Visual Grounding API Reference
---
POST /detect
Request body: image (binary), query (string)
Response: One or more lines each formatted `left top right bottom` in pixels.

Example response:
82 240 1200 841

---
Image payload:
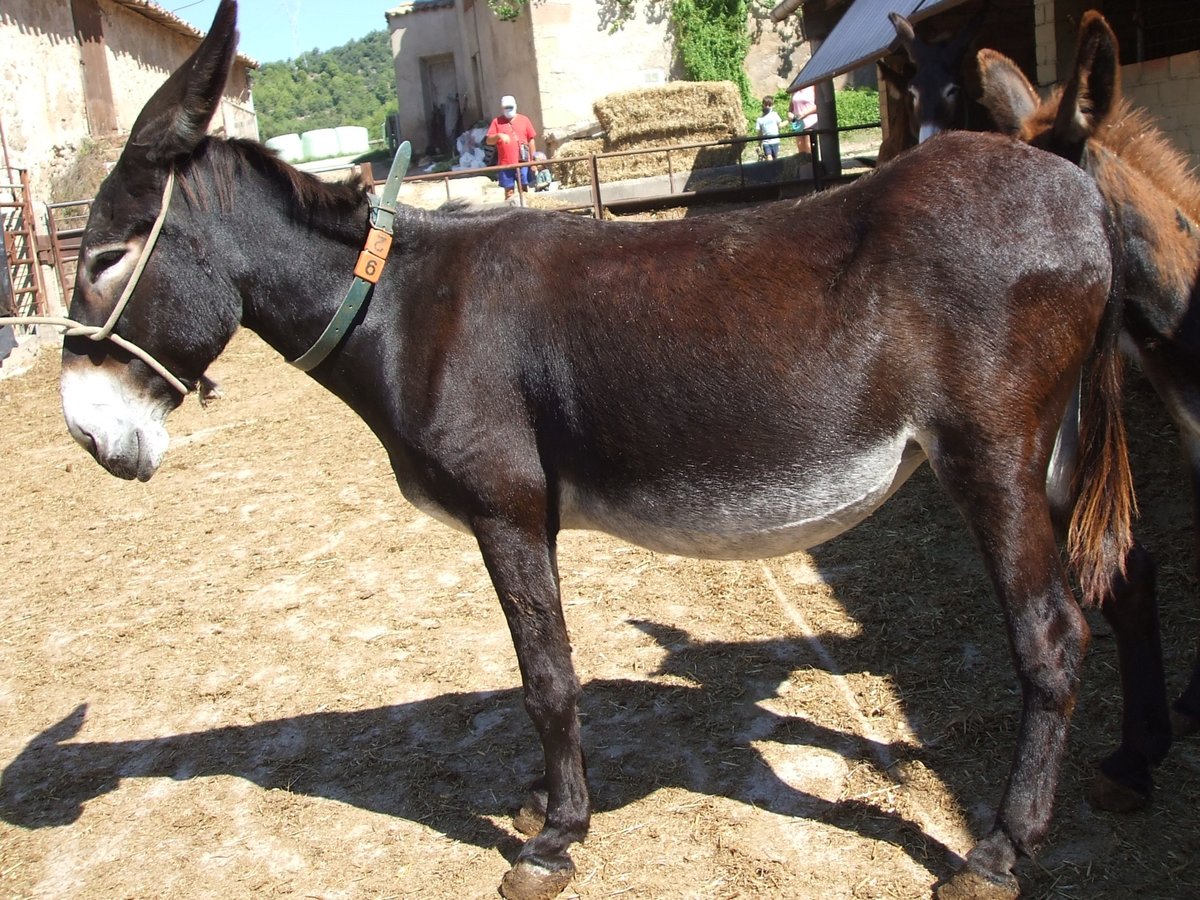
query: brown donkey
978 11 1200 812
54 3 1133 898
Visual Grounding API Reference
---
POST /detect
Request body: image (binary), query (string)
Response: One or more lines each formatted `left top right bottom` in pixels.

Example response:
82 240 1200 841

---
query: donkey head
61 0 241 481
976 10 1120 163
888 4 987 143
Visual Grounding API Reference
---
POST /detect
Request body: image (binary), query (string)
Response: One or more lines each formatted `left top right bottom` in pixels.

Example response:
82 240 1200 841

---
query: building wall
101 0 256 141
1 1 92 194
526 0 674 137
746 7 811 98
390 0 808 156
1037 0 1200 164
1122 51 1200 161
388 5 460 155
1 0 256 205
460 0 541 131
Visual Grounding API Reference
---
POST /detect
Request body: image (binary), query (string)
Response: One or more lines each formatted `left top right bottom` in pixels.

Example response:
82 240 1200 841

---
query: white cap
501 95 516 111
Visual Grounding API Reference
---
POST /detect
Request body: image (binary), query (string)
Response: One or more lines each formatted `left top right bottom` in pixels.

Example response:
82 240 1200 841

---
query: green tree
252 30 398 141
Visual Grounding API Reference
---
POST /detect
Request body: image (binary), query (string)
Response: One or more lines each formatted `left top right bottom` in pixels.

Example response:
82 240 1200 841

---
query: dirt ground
2 328 1199 900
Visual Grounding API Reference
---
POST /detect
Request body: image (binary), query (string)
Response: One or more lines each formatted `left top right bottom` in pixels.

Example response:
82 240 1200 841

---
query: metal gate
44 199 91 307
1 169 47 322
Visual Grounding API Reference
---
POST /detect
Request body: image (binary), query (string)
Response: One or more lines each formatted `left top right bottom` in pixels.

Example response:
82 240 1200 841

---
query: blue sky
166 0 393 64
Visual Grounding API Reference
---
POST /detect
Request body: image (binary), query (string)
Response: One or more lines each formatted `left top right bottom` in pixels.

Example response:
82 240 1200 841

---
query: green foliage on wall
670 0 753 117
835 87 881 128
486 0 526 21
252 30 398 141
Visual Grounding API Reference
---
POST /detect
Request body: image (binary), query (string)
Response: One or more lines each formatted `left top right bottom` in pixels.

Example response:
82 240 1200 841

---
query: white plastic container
335 125 370 156
264 133 303 163
300 128 340 160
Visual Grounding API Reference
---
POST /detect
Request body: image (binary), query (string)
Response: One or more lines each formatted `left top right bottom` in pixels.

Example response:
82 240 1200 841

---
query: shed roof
787 0 968 91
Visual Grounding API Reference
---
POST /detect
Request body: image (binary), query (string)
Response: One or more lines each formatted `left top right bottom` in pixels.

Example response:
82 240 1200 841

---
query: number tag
365 227 393 258
354 227 392 283
355 250 386 283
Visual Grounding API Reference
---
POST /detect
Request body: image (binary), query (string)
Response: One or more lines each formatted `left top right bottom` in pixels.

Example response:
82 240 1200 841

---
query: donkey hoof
512 801 547 836
499 855 575 900
936 867 1020 900
1089 768 1151 812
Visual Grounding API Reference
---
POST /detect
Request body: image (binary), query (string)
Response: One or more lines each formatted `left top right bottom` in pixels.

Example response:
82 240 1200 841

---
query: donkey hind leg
473 516 588 900
932 459 1089 900
1172 434 1200 734
1090 542 1173 810
1046 438 1171 809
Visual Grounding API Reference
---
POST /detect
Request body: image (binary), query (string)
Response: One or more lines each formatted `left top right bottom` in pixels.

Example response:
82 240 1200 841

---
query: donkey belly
560 432 926 560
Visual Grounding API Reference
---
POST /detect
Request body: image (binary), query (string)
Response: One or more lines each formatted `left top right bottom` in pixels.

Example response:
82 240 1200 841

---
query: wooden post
70 0 118 136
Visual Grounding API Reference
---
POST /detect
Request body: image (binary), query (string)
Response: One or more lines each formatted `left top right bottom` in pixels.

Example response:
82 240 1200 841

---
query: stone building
1 0 259 205
384 0 807 156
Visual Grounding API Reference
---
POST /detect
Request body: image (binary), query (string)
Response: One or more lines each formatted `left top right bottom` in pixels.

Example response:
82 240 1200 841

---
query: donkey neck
192 144 378 364
1089 142 1200 344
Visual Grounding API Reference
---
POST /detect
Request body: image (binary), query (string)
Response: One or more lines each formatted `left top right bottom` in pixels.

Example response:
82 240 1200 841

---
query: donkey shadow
1 620 962 879
9 377 1190 890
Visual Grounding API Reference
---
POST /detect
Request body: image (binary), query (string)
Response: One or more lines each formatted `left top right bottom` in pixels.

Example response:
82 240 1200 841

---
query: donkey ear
126 0 239 166
1051 10 1120 150
977 48 1039 136
889 12 919 64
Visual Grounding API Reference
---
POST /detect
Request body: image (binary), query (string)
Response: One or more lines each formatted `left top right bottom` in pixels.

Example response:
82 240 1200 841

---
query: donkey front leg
473 516 589 900
936 478 1089 900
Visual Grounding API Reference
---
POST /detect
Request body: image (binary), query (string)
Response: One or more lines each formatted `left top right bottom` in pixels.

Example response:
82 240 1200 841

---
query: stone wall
1036 0 1199 166
1122 51 1200 163
1 0 256 206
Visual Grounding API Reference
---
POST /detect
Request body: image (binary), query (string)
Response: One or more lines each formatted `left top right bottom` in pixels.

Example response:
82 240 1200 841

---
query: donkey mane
1094 98 1200 224
180 136 370 242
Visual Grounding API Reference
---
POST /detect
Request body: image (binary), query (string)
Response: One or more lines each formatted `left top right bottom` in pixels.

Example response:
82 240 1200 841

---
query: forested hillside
252 30 398 140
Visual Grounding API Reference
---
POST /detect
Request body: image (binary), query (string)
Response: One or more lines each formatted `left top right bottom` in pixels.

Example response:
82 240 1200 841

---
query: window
1101 0 1200 63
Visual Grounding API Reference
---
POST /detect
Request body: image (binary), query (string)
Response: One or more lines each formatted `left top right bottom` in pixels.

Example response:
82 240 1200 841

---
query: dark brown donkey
56 2 1132 898
877 3 989 163
977 11 1200 814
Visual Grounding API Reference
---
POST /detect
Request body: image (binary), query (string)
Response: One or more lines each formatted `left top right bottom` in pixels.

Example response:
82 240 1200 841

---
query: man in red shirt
486 94 538 200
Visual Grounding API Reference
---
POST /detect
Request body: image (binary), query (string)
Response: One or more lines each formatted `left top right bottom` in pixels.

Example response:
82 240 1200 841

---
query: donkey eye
90 249 127 280
945 84 962 100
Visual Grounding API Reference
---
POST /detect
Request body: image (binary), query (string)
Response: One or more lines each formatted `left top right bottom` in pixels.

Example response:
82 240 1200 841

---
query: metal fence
394 123 881 216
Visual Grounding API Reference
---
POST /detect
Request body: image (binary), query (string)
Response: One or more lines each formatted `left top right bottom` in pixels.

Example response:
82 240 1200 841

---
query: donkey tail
1068 213 1136 605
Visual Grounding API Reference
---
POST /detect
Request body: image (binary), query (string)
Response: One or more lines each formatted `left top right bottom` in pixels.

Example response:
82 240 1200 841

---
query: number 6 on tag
355 250 385 283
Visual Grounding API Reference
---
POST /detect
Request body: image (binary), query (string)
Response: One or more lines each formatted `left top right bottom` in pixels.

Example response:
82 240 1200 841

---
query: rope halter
0 170 191 397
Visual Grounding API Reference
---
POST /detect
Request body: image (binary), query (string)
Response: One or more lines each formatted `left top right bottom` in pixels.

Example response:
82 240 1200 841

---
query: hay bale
594 81 743 146
549 82 746 188
553 138 606 187
555 130 739 187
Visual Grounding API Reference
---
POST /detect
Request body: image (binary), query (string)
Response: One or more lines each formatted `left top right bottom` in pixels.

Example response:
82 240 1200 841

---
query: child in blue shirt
755 97 783 161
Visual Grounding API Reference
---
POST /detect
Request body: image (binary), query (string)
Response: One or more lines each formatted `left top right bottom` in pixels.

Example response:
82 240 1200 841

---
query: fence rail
393 122 881 216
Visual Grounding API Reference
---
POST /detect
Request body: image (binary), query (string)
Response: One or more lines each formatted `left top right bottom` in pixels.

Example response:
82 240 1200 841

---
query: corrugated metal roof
112 0 259 67
788 0 968 91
